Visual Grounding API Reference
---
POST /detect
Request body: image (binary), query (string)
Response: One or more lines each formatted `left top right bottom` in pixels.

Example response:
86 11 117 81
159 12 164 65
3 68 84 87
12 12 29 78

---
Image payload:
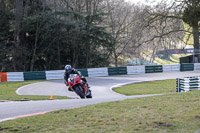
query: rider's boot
87 83 91 92
68 87 73 92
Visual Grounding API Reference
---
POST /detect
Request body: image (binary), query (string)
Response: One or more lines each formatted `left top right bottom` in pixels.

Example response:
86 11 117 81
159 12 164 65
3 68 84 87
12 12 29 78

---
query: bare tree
128 0 186 64
133 0 200 64
105 0 135 66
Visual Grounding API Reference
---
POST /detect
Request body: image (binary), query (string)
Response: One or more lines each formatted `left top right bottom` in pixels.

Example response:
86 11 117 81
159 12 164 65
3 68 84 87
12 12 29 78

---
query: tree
105 0 134 67
126 0 193 65
0 0 13 71
135 0 200 63
13 0 24 71
56 0 112 68
182 0 200 62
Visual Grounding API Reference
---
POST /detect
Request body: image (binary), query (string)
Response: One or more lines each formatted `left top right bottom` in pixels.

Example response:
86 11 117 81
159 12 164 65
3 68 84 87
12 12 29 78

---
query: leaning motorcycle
67 74 92 99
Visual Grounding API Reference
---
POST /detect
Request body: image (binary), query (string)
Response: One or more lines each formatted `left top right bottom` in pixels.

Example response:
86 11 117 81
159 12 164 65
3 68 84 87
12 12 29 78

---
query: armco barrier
163 64 180 72
108 67 127 75
194 63 200 71
24 71 46 81
145 65 163 73
88 67 108 77
1 63 200 82
45 70 65 80
0 72 7 82
7 72 24 82
176 77 200 92
127 66 145 74
180 63 194 71
77 69 88 77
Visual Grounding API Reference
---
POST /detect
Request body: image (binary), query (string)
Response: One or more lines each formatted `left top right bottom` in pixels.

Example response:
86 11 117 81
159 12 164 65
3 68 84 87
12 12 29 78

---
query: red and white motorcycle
68 74 92 99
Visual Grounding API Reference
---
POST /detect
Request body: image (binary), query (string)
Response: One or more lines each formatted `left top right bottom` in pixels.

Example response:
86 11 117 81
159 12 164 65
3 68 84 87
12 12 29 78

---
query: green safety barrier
2 63 200 83
180 63 194 71
145 65 163 73
176 77 200 92
77 69 88 77
108 67 127 75
24 71 46 81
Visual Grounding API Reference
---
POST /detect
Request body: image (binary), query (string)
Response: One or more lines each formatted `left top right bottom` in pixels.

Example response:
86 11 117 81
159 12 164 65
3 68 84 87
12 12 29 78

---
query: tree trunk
150 45 157 63
24 0 30 17
30 23 39 71
72 45 76 67
85 0 92 68
86 43 90 68
137 46 140 65
72 44 80 68
192 24 200 63
57 43 61 69
13 0 24 71
114 50 118 67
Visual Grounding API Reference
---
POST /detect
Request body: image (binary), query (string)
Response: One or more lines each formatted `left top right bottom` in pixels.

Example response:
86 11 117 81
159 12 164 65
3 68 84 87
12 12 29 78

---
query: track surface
1 71 200 122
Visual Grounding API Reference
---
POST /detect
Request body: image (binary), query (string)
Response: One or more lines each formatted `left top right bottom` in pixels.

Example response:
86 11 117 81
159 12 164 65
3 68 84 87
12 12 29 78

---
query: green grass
0 80 200 132
153 54 192 65
114 79 176 95
1 90 200 133
0 81 68 101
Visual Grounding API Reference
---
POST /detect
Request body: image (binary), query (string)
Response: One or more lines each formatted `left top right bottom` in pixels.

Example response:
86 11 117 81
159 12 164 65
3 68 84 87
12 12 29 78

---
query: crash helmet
65 65 72 73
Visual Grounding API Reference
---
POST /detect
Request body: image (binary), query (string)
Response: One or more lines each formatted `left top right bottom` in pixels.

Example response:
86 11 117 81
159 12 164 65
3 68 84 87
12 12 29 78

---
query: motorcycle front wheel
74 85 85 99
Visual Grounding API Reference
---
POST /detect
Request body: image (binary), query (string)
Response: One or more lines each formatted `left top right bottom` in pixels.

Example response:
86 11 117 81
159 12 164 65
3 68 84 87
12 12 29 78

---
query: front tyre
74 85 85 99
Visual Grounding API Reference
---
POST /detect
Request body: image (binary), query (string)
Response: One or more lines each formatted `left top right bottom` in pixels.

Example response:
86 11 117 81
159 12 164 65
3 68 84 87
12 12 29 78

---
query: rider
64 65 89 91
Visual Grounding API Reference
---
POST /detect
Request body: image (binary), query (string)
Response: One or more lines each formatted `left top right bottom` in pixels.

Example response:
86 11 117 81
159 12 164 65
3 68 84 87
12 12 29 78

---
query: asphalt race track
1 71 200 122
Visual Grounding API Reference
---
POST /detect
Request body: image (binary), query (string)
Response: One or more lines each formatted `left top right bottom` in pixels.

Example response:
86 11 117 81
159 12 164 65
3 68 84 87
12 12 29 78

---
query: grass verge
114 79 176 95
0 91 200 132
0 81 68 101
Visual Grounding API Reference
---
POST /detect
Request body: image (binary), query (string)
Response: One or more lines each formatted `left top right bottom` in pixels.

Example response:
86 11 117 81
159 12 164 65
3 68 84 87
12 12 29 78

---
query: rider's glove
64 80 68 86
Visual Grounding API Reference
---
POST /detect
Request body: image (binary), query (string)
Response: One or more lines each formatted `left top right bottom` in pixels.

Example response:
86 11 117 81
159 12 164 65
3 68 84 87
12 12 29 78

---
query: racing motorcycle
68 74 92 99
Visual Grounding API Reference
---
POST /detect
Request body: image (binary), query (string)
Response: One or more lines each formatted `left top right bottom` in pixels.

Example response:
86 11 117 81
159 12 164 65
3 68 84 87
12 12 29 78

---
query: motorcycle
67 74 92 99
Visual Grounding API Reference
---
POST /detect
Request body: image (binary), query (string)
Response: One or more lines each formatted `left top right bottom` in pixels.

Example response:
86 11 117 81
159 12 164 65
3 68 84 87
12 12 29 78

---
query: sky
125 0 158 4
125 0 172 5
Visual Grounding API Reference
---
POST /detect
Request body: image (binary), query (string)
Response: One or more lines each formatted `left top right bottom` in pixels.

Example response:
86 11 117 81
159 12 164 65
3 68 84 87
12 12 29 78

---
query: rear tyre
75 85 85 99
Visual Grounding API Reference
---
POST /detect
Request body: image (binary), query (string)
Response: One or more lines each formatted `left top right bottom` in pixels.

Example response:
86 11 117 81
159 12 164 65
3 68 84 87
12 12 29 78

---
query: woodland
0 0 199 72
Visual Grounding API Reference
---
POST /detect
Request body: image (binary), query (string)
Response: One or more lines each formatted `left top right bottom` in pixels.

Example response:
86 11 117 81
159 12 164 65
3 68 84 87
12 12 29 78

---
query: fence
108 67 127 75
23 71 46 81
7 72 24 82
180 63 194 71
45 70 65 80
194 63 200 71
127 66 145 74
176 77 200 92
163 64 180 72
88 68 108 77
1 63 200 82
145 65 163 73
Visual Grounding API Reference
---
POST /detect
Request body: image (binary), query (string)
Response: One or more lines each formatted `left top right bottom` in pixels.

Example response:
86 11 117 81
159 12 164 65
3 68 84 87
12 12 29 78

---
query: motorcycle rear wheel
75 85 85 99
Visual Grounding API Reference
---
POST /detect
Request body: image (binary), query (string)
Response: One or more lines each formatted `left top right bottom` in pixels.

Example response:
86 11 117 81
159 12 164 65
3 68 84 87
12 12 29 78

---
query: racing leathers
64 69 89 91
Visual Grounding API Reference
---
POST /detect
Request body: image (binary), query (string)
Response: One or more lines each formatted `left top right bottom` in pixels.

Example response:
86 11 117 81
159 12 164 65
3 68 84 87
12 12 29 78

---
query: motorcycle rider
64 65 90 91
